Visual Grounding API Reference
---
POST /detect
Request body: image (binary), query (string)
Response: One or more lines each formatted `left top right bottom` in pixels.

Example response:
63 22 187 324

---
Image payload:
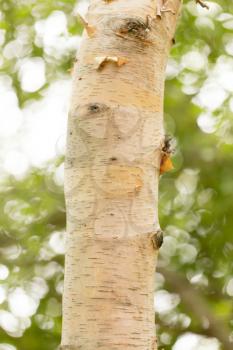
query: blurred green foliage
0 0 232 349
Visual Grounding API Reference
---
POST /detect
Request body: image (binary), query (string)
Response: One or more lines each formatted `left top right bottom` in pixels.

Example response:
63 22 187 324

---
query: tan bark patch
105 164 143 197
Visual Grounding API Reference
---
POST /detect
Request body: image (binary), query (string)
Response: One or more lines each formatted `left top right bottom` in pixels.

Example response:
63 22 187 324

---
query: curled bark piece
77 14 96 37
156 0 176 18
196 0 209 9
95 56 128 70
151 229 164 250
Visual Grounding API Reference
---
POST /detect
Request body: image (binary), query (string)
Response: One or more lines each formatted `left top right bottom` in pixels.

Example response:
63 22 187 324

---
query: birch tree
61 0 184 349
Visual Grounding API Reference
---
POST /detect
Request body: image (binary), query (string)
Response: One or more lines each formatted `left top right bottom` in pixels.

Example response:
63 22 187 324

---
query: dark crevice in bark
151 229 164 249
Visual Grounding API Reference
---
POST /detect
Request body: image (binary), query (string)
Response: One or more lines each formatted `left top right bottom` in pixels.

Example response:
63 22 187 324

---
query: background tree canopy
0 0 232 349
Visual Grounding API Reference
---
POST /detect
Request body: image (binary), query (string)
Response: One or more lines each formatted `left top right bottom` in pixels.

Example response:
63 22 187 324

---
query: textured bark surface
61 1 181 349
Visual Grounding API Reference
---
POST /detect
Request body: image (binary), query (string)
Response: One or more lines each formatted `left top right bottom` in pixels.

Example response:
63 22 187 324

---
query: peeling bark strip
61 1 181 349
77 14 96 37
95 56 129 70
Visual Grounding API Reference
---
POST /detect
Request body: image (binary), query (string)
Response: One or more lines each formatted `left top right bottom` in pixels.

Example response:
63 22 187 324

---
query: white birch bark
61 1 181 349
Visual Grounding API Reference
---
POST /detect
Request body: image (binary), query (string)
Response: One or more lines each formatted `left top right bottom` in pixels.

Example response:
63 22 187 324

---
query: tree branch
158 267 232 350
196 0 209 10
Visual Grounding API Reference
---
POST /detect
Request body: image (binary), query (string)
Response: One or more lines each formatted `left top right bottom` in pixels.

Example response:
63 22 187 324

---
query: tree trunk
61 1 181 349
